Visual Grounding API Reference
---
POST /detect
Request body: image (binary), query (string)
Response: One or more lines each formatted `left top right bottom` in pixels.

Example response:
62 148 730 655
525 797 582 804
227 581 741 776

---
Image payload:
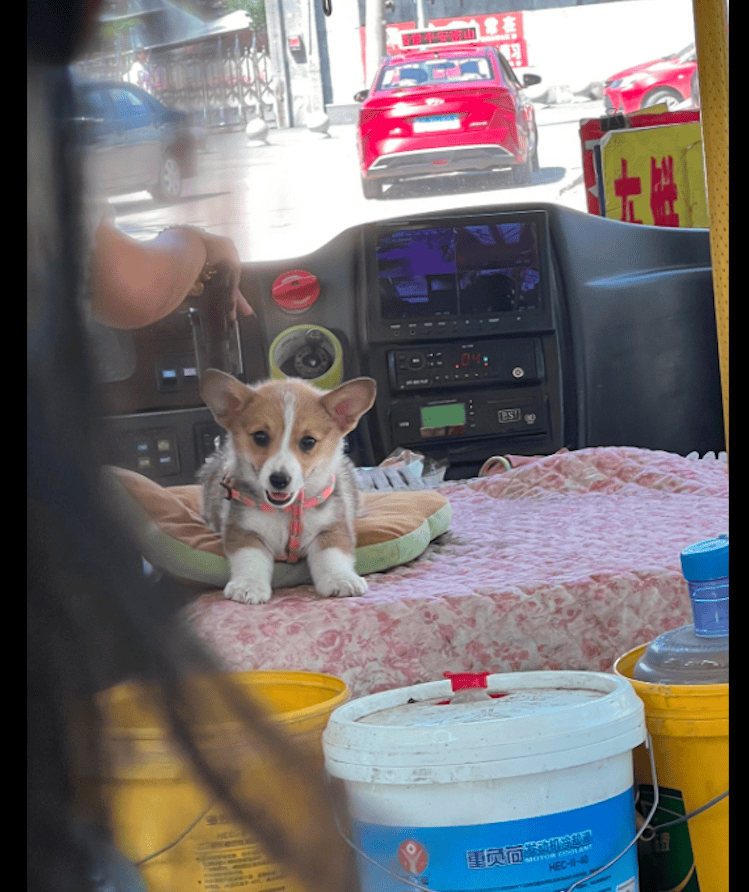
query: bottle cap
680 536 728 582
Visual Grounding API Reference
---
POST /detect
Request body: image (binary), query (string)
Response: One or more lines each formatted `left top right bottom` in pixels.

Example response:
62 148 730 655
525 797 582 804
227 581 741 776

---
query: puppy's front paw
224 578 272 605
310 547 367 598
315 569 368 598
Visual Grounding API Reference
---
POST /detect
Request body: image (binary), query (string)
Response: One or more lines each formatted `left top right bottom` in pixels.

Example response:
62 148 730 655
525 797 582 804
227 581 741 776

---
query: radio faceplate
388 337 543 391
390 390 548 447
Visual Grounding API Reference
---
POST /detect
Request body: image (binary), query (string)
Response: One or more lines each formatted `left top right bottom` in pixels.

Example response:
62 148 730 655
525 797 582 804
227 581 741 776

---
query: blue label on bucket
352 787 638 892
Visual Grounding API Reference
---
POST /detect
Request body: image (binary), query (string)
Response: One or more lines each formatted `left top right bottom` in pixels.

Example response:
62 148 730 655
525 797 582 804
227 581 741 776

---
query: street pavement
111 98 605 263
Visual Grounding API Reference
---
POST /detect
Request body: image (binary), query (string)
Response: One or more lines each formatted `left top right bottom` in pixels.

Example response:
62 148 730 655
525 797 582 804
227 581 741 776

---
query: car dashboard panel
97 203 724 485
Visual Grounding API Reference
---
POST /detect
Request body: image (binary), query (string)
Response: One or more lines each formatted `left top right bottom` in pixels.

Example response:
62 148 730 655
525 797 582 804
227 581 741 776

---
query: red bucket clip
439 672 508 704
444 671 490 691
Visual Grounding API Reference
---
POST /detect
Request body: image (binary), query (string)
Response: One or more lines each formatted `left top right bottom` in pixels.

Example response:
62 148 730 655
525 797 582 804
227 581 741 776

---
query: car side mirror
353 89 368 102
523 73 542 87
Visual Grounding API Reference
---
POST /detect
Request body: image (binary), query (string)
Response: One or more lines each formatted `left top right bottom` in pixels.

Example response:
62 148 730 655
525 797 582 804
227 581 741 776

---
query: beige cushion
102 467 452 588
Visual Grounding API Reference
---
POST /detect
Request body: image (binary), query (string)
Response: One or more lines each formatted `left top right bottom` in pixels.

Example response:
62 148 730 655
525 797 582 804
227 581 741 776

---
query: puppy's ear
200 369 254 429
320 378 377 433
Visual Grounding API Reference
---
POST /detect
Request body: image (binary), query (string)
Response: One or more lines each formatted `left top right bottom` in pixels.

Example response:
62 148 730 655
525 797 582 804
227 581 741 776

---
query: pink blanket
185 447 728 698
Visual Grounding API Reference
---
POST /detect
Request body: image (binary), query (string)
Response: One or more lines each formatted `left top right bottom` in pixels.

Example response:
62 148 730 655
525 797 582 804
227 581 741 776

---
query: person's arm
90 220 252 329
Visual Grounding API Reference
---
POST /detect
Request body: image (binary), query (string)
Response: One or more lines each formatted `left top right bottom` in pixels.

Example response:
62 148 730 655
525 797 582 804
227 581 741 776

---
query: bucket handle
326 733 672 892
132 801 214 867
561 734 661 892
638 788 729 840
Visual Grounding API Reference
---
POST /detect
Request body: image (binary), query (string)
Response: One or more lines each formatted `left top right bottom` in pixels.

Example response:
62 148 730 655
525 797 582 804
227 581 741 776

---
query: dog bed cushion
100 466 452 588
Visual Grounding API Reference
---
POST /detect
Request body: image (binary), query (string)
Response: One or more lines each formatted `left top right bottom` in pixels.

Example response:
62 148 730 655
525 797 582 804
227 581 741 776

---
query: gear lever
188 262 244 379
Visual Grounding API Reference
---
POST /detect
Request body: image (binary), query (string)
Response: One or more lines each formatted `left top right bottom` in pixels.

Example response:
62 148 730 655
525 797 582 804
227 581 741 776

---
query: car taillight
359 108 382 125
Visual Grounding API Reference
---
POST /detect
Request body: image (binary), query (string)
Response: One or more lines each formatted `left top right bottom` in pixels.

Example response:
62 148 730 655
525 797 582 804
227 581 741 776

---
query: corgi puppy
198 370 377 604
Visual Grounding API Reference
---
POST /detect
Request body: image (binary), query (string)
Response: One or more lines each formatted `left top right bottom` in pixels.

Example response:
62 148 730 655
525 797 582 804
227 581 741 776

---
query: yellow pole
692 0 729 455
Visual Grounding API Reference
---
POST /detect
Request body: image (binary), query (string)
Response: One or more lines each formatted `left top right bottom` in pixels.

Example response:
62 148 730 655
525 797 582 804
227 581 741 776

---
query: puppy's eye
252 431 270 447
299 436 316 453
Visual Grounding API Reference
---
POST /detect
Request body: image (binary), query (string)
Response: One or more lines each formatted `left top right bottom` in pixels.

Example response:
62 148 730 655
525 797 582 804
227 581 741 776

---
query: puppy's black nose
269 471 291 491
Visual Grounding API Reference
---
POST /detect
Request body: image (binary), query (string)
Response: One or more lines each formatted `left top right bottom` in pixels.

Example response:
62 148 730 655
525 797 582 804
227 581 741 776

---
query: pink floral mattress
185 447 728 699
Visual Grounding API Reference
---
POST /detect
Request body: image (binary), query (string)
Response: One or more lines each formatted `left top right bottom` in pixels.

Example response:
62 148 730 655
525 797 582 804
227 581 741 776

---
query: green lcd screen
420 403 466 429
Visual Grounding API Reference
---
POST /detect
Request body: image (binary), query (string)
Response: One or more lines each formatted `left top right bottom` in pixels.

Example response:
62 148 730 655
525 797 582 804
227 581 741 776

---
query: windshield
377 54 497 89
71 0 700 264
668 42 696 61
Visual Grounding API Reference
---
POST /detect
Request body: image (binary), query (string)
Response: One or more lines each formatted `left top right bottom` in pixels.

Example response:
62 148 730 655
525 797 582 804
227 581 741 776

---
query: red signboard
384 21 415 54
580 108 702 217
430 14 528 68
362 13 528 81
399 26 479 48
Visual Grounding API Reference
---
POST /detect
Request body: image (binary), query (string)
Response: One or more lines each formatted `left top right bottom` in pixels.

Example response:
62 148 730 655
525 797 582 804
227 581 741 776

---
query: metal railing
73 38 276 129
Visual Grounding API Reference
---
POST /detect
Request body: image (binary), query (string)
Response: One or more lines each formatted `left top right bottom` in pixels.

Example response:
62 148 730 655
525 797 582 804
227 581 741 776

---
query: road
111 98 605 263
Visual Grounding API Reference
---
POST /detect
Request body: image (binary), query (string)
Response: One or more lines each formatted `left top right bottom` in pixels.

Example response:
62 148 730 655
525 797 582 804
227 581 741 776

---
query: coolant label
353 787 638 891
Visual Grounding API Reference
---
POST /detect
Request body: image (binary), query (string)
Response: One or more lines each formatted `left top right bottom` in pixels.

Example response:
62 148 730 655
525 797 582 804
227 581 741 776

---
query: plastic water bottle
633 536 728 684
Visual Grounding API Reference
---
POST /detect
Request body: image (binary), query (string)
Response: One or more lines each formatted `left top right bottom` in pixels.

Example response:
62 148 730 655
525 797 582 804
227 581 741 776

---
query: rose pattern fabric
185 448 728 698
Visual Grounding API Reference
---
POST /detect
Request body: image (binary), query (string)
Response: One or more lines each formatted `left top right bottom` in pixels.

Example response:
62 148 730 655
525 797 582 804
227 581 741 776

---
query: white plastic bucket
323 671 646 892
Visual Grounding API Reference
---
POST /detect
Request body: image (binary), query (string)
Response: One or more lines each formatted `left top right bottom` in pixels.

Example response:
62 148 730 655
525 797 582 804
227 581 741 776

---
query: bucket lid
323 671 645 784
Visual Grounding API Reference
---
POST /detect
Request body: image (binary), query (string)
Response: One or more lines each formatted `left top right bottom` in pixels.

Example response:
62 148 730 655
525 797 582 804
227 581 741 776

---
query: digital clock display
456 351 488 369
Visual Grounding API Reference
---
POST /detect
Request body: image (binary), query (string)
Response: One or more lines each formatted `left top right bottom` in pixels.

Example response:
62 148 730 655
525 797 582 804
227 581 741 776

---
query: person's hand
201 232 254 320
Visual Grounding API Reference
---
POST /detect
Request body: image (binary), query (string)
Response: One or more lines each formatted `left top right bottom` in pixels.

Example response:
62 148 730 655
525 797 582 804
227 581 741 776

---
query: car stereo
365 209 553 343
387 337 544 391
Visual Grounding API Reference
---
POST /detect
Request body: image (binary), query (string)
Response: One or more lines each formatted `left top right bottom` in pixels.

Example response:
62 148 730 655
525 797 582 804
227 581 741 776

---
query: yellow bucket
615 646 728 892
74 670 349 892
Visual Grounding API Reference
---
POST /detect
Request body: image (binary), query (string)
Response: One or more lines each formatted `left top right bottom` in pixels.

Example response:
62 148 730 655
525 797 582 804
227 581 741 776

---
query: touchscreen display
377 221 542 320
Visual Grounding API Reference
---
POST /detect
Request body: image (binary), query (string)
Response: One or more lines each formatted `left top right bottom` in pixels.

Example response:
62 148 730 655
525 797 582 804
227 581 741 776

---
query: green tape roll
269 325 344 390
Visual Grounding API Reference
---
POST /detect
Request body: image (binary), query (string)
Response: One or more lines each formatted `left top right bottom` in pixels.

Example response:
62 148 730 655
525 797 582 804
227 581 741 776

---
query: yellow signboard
601 122 708 228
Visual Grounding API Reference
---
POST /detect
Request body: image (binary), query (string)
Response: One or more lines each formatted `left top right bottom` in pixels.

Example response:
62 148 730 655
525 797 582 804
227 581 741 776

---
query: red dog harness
220 475 336 563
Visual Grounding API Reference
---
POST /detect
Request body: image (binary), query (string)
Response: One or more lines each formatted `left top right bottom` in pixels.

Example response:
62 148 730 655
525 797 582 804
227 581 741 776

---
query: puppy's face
201 372 377 508
230 382 343 507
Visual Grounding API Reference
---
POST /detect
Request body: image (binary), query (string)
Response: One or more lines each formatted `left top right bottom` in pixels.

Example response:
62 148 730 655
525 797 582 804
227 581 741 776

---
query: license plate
413 114 460 133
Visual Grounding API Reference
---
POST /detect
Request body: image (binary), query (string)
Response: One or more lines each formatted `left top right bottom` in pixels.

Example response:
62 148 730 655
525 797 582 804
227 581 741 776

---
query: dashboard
95 202 724 484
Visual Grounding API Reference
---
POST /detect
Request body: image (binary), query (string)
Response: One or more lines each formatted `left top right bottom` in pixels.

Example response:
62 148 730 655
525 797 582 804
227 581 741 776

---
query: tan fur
223 525 268 557
198 371 377 604
315 520 356 554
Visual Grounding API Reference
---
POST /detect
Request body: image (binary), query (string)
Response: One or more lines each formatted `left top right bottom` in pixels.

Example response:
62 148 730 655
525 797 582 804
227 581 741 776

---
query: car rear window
377 55 494 91
108 87 150 117
78 87 109 118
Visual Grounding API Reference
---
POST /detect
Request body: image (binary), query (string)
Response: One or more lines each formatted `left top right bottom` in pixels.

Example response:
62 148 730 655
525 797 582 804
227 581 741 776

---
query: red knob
271 269 320 313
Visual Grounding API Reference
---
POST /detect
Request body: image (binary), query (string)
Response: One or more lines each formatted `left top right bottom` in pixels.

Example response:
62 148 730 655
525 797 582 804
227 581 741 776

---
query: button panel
387 316 514 340
117 429 181 476
155 353 200 393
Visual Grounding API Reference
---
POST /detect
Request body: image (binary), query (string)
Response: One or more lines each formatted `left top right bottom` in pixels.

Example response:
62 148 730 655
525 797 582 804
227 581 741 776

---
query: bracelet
160 225 216 296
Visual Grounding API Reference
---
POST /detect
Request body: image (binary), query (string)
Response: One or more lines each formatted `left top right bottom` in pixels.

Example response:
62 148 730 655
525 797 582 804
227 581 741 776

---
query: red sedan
603 43 699 115
356 43 542 199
